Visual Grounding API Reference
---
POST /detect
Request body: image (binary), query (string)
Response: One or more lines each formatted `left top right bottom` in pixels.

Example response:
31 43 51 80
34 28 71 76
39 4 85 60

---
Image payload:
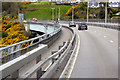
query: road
62 24 118 78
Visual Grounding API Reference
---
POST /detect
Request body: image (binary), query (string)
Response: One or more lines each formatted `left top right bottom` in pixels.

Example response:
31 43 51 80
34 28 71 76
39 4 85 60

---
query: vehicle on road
69 21 76 27
78 23 87 30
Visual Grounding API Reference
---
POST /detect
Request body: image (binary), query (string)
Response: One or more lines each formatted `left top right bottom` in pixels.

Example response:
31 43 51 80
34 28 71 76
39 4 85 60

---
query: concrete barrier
0 44 47 79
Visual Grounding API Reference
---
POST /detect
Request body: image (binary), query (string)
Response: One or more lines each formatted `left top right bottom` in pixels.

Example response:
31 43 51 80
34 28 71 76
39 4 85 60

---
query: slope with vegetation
24 3 71 20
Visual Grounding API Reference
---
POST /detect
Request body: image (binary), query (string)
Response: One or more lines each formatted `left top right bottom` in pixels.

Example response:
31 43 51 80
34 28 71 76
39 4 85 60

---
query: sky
74 0 119 7
75 0 120 2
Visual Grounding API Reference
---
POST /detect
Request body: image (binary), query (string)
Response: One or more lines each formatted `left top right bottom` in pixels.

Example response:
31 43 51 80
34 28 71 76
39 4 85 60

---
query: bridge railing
59 20 119 30
62 19 120 24
86 22 120 30
40 26 76 79
0 22 61 64
18 25 76 79
0 24 75 79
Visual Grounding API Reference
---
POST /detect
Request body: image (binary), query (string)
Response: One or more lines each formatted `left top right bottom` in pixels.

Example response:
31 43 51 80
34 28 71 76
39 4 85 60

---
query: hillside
25 4 71 20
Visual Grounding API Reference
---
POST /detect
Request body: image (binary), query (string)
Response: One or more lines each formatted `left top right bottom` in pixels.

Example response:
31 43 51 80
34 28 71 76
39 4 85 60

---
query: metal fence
0 24 76 80
17 25 76 79
0 22 61 64
63 19 120 23
60 20 119 30
86 22 120 30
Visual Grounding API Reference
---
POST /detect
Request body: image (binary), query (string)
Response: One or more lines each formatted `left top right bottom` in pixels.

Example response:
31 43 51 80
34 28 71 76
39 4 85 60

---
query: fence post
11 70 19 78
36 54 42 79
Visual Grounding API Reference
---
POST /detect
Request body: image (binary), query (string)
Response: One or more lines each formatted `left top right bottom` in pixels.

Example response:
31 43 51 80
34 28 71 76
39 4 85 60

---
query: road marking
68 34 80 78
104 36 107 38
110 40 114 43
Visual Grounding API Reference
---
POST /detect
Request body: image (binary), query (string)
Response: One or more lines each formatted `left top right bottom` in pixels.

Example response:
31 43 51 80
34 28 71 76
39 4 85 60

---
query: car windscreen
81 23 86 25
70 22 75 24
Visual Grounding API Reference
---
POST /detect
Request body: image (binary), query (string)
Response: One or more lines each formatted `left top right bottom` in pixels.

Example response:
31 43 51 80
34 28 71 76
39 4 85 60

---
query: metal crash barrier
0 22 61 65
0 24 76 80
17 25 76 79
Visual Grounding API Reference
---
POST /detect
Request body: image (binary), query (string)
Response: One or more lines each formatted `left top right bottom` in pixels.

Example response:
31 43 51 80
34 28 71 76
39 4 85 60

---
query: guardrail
0 24 75 79
59 21 120 30
0 22 61 64
40 26 76 79
62 19 120 23
86 22 120 30
17 25 76 79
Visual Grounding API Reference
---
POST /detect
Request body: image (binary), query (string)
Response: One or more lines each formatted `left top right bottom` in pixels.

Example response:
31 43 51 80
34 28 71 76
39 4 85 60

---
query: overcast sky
75 0 120 2
109 0 120 2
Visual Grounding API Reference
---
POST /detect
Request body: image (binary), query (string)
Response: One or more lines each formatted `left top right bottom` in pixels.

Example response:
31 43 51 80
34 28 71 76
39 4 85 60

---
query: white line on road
68 34 80 78
104 36 107 38
110 40 114 43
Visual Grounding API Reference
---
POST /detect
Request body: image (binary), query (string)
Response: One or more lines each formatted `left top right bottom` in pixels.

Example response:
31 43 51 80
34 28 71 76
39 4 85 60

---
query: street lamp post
58 7 60 21
72 0 74 21
72 7 74 21
51 8 55 21
56 8 57 21
105 2 107 23
87 2 89 22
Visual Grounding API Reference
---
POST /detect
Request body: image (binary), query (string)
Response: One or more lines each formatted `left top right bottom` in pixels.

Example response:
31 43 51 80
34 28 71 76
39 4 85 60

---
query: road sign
18 14 24 21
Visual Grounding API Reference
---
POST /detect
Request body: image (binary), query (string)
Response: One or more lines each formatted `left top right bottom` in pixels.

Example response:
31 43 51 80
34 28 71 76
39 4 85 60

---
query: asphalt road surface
62 24 118 78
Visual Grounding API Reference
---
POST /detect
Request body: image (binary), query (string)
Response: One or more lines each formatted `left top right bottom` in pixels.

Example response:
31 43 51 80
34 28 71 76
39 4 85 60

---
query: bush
6 24 11 29
21 2 31 5
29 34 34 38
26 8 39 11
2 31 8 38
12 34 19 39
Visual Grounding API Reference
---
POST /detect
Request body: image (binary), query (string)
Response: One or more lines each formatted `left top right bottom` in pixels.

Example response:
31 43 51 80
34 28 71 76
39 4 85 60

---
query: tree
99 7 105 19
2 2 20 17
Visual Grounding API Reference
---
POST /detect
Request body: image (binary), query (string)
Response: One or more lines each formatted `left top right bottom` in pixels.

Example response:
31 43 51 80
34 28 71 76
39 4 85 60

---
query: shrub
2 31 8 38
6 24 11 29
26 8 39 11
12 34 19 39
21 2 31 5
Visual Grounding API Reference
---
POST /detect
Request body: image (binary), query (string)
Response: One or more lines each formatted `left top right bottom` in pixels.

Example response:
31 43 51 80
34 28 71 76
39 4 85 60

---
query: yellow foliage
75 11 79 15
66 5 80 16
111 16 120 19
2 20 29 46
21 2 31 5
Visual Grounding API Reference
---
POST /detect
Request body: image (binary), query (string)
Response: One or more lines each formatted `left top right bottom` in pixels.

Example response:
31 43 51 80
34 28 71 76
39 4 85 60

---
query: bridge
0 20 119 79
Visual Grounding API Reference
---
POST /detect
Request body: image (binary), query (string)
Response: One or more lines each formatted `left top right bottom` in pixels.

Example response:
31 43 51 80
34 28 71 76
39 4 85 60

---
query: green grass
25 4 71 20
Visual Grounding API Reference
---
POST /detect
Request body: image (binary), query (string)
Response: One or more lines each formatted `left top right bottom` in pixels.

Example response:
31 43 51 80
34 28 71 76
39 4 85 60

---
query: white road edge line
110 40 114 43
104 36 107 38
68 34 80 78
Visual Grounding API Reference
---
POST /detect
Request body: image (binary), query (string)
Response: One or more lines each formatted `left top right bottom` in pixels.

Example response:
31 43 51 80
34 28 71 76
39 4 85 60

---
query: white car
69 21 76 27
